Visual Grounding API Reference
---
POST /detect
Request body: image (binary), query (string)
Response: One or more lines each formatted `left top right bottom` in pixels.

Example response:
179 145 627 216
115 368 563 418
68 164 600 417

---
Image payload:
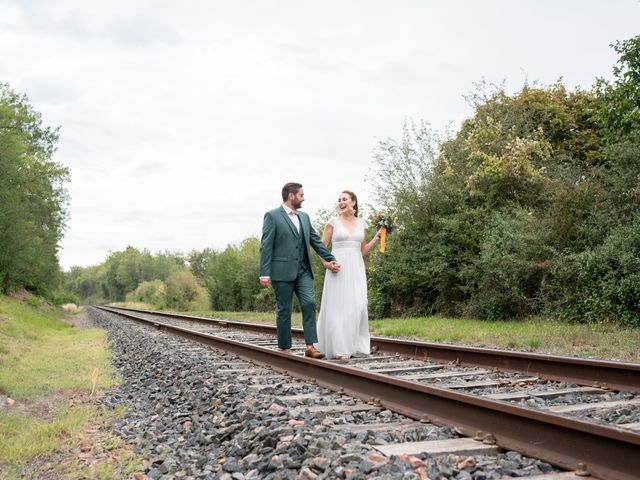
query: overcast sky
1 1 638 269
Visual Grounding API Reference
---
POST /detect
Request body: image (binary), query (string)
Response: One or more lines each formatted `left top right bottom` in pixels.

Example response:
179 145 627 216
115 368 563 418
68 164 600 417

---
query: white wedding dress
316 216 370 358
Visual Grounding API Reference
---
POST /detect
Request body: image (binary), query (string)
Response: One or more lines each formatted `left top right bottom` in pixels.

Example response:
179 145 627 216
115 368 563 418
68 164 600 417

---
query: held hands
322 259 341 273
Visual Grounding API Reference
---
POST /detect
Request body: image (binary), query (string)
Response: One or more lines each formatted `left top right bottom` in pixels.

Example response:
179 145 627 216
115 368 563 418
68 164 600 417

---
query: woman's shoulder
327 216 339 227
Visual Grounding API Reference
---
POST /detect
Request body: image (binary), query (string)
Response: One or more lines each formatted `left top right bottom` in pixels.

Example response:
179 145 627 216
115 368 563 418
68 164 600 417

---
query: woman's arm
361 228 382 256
321 223 333 247
320 223 335 269
308 218 335 262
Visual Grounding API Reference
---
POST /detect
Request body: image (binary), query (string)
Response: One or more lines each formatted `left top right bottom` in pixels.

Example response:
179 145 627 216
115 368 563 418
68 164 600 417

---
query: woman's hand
362 228 384 256
322 259 341 273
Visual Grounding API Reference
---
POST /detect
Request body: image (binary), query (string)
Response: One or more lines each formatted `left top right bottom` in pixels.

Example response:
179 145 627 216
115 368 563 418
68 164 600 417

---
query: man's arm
259 212 275 285
308 220 336 262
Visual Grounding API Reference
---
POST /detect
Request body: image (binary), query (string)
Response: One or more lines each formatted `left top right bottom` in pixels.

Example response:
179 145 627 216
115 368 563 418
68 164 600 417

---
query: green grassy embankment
367 316 640 362
0 295 142 479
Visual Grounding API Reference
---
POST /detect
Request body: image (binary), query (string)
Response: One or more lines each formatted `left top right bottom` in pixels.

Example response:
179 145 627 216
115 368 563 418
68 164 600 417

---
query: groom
259 182 340 358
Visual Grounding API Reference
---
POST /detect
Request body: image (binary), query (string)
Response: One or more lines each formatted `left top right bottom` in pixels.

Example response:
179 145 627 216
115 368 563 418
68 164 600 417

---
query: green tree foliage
102 247 184 301
0 84 69 294
553 34 640 325
103 247 152 301
125 280 166 307
595 35 640 141
65 247 185 303
64 264 107 303
66 249 209 311
367 35 640 325
165 270 208 311
204 238 262 311
187 248 217 280
553 216 640 327
469 210 555 319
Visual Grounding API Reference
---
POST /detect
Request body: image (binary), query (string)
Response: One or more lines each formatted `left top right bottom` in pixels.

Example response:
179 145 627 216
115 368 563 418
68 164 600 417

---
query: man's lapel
279 206 300 237
299 212 309 242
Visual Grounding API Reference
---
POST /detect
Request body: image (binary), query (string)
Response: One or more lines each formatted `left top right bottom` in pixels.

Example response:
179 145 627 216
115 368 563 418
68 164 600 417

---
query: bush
553 217 640 327
165 271 209 311
367 207 488 318
126 280 166 308
204 238 261 311
253 288 275 312
50 291 81 306
467 210 555 320
23 295 44 308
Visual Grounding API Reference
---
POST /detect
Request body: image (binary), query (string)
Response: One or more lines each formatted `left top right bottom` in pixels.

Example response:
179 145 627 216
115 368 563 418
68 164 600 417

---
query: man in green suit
259 182 340 358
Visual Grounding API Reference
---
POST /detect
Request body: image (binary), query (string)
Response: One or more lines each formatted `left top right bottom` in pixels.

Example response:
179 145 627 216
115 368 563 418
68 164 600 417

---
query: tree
187 248 217 280
203 238 262 311
0 83 69 294
64 264 107 303
103 247 150 300
596 35 640 142
126 279 167 307
368 80 607 319
165 270 208 311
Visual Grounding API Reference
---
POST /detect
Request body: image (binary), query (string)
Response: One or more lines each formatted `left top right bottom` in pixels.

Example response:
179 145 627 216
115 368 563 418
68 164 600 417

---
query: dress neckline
336 216 359 236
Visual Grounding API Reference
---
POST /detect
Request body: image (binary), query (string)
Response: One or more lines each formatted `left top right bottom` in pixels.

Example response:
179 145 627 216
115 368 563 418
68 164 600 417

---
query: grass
0 296 116 399
208 310 303 327
368 315 640 362
0 295 143 479
113 302 640 362
0 405 89 475
1 404 141 479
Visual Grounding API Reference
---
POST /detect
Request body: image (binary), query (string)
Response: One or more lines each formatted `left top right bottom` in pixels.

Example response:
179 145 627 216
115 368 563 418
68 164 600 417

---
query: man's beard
292 199 302 209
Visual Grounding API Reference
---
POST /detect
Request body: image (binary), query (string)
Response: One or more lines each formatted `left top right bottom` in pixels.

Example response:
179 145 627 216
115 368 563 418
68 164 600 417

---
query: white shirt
282 204 300 232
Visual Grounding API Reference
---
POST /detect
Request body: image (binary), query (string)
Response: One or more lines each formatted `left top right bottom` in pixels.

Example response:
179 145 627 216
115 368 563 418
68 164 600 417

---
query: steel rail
95 305 640 480
104 305 640 393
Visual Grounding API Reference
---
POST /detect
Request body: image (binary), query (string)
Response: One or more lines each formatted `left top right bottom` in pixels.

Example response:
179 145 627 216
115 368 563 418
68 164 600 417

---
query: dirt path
60 308 95 328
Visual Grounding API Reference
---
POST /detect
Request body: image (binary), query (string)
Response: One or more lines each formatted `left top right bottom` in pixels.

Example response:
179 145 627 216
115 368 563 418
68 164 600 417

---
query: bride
316 190 381 361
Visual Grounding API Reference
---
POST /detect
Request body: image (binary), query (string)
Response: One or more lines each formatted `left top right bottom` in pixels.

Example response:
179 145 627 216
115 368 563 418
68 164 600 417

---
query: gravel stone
88 307 572 479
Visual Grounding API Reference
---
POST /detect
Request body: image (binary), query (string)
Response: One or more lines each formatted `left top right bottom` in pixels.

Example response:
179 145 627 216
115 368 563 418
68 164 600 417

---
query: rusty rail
95 305 640 480
102 305 640 393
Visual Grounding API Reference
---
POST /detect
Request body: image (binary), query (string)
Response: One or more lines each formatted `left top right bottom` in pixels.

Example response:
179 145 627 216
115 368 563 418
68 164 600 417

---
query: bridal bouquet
375 212 396 253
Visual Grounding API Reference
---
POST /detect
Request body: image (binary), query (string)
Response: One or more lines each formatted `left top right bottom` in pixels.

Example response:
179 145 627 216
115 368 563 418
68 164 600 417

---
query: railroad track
95 305 640 480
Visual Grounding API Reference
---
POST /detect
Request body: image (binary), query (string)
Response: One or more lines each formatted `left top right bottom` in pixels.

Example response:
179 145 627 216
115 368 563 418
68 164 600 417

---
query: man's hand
259 277 272 288
322 260 341 273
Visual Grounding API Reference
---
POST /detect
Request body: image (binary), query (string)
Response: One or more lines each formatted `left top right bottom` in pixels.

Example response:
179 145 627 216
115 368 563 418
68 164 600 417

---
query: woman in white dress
316 190 381 361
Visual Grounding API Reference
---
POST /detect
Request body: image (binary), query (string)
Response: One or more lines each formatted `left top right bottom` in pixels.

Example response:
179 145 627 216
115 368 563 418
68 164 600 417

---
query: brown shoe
304 345 325 359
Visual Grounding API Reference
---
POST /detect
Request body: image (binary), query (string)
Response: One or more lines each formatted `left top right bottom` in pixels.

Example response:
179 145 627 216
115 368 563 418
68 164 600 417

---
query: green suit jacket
259 206 336 281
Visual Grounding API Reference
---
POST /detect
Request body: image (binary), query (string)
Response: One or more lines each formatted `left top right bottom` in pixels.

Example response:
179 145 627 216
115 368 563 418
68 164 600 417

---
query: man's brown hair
282 182 303 202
